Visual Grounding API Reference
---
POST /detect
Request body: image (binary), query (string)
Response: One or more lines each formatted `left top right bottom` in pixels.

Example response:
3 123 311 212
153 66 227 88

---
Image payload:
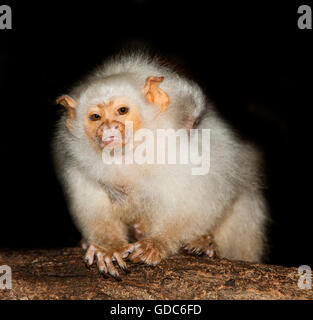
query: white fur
53 51 268 262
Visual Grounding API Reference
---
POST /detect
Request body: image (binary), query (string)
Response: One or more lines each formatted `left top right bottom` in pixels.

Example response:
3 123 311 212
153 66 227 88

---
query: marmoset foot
183 234 216 258
84 243 132 280
125 238 167 266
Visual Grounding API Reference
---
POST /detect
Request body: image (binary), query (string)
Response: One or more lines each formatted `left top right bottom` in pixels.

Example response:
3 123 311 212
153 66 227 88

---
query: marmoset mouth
98 133 124 149
103 136 116 143
102 135 122 146
95 123 124 149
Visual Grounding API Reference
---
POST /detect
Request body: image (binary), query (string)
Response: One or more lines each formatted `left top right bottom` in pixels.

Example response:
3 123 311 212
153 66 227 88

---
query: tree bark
0 247 312 300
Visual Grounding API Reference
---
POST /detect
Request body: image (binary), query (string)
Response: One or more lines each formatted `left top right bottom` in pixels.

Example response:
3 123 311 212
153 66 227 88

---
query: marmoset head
56 76 170 151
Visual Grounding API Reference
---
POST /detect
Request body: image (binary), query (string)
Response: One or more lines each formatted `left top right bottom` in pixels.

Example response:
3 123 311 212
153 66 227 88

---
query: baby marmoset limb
53 51 268 279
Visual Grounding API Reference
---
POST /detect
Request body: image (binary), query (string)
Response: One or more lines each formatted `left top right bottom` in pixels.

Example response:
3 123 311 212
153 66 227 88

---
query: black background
0 0 312 267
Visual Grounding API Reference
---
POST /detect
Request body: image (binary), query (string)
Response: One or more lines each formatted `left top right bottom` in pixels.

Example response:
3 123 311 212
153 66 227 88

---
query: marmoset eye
117 107 129 115
89 114 101 121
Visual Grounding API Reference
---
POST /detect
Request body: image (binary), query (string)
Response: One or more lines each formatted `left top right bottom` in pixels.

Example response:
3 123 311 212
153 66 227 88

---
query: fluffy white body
53 52 268 277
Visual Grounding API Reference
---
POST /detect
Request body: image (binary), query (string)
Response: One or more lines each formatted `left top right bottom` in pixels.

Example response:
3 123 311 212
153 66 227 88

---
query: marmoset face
57 76 170 152
84 97 142 150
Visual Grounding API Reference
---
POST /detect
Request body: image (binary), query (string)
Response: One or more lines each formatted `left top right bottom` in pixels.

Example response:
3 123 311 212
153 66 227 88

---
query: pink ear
56 95 76 109
142 76 170 113
56 95 77 130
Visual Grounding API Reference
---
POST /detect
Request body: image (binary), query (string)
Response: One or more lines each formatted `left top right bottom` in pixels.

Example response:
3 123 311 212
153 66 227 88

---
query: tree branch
0 247 312 299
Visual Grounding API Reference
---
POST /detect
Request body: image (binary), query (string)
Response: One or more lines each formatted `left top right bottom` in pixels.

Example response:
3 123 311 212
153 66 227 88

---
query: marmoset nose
104 118 119 130
108 120 123 131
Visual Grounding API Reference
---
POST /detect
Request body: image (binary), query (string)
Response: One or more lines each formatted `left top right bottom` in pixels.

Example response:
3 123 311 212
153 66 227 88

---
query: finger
129 244 143 260
113 252 128 272
84 245 96 266
121 244 135 259
96 251 108 274
128 251 143 263
84 260 91 269
104 256 120 280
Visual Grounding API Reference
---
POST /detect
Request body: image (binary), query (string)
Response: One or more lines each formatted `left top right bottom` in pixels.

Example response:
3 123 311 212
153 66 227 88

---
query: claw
84 258 91 269
183 235 216 258
113 252 128 272
84 243 130 280
98 269 109 279
113 275 122 282
104 256 120 279
85 245 96 265
121 267 131 274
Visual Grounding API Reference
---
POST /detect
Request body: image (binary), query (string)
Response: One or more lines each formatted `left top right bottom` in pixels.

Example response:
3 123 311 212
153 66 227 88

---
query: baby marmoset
53 51 268 279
